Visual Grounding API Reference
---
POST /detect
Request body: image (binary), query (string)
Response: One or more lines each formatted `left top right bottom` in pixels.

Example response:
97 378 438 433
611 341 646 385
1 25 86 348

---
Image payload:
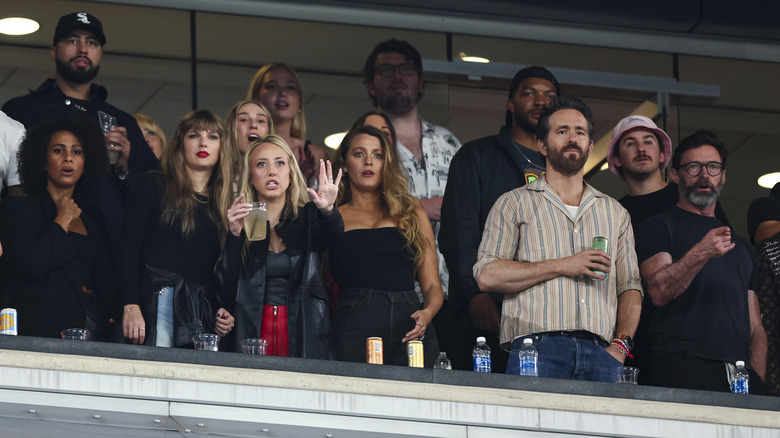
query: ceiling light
0 17 39 36
324 132 346 149
758 172 780 189
600 162 609 171
458 52 489 64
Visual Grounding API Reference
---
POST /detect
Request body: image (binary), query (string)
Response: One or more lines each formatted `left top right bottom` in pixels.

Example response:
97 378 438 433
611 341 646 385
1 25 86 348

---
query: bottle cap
476 336 486 343
523 338 533 345
736 360 745 367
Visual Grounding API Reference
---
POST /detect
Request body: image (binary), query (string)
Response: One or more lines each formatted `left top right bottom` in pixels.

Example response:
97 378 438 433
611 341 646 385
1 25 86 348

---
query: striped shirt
473 175 643 349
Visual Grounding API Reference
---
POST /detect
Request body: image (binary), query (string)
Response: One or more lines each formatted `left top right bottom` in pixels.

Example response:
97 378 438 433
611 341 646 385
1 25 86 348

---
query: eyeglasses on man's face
677 161 724 177
375 63 416 78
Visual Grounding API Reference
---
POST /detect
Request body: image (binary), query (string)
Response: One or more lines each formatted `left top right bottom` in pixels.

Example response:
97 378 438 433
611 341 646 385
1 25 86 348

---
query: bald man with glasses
635 130 767 393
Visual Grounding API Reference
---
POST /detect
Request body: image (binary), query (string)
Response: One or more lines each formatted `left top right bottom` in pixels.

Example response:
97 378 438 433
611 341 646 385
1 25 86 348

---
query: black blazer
0 193 117 339
217 202 343 358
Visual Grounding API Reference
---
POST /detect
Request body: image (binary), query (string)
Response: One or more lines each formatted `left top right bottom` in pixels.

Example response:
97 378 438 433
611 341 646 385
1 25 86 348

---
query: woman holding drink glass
119 110 235 347
218 134 342 358
329 126 443 367
0 114 116 339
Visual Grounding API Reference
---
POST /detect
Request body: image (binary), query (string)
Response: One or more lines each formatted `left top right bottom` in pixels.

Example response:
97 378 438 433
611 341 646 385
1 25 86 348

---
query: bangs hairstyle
335 125 427 271
247 63 308 141
133 113 167 152
350 110 397 147
238 134 309 220
18 113 108 199
160 110 233 240
224 100 275 177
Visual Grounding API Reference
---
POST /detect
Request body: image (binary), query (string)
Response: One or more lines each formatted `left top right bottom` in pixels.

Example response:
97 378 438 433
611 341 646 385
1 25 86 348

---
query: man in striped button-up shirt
474 96 643 382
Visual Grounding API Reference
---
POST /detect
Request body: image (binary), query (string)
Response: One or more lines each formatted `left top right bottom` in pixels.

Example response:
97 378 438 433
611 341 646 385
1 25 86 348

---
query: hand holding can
591 236 609 278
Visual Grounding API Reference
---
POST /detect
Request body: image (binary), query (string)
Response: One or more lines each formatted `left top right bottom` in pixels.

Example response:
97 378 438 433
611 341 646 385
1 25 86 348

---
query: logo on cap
76 13 90 24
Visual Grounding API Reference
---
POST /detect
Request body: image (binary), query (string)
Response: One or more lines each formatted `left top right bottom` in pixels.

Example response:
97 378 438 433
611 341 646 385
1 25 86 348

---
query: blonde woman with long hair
218 134 342 357
329 125 443 366
224 100 274 180
120 110 235 347
247 63 329 186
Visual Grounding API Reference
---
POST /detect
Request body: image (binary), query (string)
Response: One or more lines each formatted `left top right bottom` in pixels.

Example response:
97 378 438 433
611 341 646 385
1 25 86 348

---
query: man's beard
378 93 417 117
545 143 589 176
55 57 100 84
681 177 723 208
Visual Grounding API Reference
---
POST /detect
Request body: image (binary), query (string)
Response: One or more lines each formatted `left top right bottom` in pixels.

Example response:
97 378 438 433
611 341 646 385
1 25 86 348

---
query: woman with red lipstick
218 135 342 357
329 126 443 367
224 100 274 183
247 63 329 186
119 110 236 347
0 115 116 339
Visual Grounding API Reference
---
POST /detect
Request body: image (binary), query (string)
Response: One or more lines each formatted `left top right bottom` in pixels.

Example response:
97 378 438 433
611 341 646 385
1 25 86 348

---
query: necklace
511 140 545 171
192 192 209 204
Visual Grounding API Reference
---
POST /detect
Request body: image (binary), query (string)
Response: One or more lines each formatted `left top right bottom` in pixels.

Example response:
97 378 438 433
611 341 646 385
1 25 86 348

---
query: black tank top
329 227 415 291
264 250 291 306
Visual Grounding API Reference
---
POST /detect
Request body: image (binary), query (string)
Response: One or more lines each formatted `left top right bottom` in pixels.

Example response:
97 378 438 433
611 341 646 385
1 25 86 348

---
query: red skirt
261 305 289 357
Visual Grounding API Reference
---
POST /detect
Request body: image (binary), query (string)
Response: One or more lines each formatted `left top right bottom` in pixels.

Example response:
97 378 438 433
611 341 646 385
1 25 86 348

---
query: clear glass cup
620 366 639 384
240 338 268 355
61 328 88 340
192 333 220 351
244 202 268 241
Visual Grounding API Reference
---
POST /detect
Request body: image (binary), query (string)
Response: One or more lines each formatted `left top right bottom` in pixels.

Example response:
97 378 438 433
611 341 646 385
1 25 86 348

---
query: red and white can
1 308 18 335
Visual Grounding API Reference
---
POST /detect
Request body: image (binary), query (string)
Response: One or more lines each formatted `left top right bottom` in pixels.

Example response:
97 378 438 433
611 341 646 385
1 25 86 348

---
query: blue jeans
334 288 439 367
506 331 622 383
156 286 174 347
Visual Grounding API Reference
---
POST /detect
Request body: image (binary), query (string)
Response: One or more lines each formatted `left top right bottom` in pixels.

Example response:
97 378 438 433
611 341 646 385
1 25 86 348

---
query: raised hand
307 159 342 213
227 194 252 237
697 226 735 259
54 196 82 231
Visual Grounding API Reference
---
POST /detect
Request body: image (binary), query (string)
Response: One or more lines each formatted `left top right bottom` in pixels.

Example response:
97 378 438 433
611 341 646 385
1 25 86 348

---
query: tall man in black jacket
439 66 559 370
2 12 159 255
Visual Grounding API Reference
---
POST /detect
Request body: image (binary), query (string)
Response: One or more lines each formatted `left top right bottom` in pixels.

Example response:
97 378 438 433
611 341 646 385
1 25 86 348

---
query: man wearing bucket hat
608 115 729 233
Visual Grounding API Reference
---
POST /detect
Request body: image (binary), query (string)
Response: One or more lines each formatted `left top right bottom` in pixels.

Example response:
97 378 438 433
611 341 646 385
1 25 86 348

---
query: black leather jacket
139 265 218 347
217 202 343 358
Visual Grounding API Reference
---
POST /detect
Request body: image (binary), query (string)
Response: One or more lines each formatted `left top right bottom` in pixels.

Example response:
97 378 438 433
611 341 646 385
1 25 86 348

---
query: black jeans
334 288 439 367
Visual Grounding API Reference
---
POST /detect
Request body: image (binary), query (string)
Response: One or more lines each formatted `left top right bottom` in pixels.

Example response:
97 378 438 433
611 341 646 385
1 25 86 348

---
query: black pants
652 352 766 394
334 288 439 367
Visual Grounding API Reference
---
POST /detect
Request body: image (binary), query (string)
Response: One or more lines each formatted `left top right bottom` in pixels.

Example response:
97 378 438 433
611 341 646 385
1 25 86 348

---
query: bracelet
610 340 633 359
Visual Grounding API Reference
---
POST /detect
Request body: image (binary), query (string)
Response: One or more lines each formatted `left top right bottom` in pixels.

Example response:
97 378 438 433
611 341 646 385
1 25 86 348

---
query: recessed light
0 17 40 36
324 132 346 149
458 52 489 64
757 172 780 189
600 162 609 171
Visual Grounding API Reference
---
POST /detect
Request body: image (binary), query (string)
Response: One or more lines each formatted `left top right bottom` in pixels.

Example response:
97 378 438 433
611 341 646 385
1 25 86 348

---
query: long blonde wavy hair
335 125 427 271
160 110 233 241
238 134 309 221
247 63 308 141
224 100 274 178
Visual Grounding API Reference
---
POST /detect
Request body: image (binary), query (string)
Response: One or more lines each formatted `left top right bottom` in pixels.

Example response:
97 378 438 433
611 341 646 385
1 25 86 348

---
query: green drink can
591 236 609 277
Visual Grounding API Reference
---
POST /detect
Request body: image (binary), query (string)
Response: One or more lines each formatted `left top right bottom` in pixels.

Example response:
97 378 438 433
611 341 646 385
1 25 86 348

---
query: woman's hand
54 196 81 231
227 194 252 237
214 308 235 337
307 159 342 214
123 304 146 345
402 308 433 343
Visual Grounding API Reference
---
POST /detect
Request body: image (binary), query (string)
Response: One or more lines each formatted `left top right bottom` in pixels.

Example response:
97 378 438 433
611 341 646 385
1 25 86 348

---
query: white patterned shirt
397 117 461 298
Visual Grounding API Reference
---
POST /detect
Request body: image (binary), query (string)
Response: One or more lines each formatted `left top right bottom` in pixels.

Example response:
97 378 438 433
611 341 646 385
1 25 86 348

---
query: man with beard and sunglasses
439 66 559 371
474 96 643 381
636 130 767 393
2 12 158 255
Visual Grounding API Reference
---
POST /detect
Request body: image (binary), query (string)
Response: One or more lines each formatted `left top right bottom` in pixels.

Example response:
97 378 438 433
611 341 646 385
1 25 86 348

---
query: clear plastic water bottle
731 360 750 394
433 352 452 370
472 336 492 373
517 338 538 376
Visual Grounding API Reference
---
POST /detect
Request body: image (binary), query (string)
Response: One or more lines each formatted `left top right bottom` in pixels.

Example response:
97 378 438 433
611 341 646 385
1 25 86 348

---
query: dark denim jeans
334 288 439 367
506 331 622 383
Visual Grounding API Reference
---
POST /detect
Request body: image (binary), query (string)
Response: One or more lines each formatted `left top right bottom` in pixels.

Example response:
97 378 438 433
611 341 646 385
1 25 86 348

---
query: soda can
1 308 18 335
366 337 383 364
407 340 424 368
591 236 609 277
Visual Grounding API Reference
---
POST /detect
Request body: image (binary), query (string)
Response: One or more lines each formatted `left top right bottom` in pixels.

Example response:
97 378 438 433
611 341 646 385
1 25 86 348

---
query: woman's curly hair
18 113 108 199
